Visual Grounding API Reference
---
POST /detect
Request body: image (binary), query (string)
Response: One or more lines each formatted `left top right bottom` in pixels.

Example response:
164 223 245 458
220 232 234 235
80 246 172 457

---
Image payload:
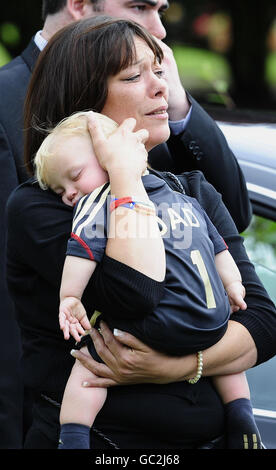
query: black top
6 171 276 400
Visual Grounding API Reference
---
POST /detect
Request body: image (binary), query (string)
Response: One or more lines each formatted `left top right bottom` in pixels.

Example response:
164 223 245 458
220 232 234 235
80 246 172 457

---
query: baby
34 111 261 449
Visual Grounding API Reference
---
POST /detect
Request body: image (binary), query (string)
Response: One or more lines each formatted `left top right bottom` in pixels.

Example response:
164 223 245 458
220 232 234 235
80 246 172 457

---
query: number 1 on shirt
191 249 216 309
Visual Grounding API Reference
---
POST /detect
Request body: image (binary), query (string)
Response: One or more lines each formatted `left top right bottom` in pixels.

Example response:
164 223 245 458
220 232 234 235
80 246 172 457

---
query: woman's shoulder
153 169 222 209
8 178 49 205
177 170 219 200
7 178 71 221
169 170 238 236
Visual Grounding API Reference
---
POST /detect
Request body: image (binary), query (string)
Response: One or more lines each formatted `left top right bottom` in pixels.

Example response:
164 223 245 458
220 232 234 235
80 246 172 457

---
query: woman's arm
70 319 257 387
88 114 165 282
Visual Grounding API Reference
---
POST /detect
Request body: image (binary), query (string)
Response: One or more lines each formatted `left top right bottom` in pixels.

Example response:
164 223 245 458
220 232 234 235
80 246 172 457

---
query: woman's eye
155 69 165 78
123 74 140 82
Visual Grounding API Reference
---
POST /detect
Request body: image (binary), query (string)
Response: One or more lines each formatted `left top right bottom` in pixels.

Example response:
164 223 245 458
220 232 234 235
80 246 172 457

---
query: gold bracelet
188 351 203 384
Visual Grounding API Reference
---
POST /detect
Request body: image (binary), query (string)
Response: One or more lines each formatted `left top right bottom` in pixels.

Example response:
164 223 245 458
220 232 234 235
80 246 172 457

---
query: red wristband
110 197 133 212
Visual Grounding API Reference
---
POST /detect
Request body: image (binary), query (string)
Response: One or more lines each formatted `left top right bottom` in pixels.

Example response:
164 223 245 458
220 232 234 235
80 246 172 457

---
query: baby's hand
226 281 247 313
59 297 91 342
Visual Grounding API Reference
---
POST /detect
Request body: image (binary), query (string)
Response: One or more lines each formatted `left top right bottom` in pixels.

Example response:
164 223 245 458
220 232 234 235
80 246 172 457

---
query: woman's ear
67 0 94 21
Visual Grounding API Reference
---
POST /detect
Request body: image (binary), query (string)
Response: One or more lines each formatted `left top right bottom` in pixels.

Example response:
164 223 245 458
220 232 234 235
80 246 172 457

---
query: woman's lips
145 107 168 119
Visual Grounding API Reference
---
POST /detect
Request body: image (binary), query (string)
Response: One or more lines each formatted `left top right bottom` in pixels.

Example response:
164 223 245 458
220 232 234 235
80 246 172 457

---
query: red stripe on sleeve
222 238 229 250
70 232 95 261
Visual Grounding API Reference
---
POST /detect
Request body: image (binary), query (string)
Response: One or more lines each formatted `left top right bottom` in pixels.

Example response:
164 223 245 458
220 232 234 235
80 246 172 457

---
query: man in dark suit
0 0 251 448
0 0 101 449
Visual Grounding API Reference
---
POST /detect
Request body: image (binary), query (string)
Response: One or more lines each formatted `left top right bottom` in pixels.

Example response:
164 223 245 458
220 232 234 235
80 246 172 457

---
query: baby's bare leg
60 347 107 427
213 371 249 404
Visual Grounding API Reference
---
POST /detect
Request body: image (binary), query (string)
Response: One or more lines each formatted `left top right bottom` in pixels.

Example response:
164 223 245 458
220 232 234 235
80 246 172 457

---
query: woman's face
101 37 170 151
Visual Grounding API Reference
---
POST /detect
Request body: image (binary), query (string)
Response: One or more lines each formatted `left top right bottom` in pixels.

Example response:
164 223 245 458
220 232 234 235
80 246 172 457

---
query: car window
242 214 276 306
242 215 276 411
242 215 276 276
246 355 276 411
246 354 276 412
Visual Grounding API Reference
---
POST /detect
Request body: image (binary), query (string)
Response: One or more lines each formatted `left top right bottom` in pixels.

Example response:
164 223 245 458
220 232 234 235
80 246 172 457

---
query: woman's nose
151 74 168 98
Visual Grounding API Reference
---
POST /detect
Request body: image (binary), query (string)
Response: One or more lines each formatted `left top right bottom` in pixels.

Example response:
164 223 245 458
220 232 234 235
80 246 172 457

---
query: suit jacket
150 94 252 232
0 39 39 187
0 39 39 448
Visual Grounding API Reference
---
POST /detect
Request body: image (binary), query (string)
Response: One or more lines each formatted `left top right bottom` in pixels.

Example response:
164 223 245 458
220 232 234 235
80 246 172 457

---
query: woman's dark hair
24 16 163 175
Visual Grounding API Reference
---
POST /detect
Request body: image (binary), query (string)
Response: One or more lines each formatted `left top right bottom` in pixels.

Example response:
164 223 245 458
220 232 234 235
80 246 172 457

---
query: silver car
219 121 276 449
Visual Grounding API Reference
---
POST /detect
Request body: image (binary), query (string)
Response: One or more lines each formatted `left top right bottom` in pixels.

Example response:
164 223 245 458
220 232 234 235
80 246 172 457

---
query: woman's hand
70 321 194 387
87 112 149 180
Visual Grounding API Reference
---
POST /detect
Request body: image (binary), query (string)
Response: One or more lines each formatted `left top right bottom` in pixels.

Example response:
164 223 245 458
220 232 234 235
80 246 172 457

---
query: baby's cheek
85 171 109 192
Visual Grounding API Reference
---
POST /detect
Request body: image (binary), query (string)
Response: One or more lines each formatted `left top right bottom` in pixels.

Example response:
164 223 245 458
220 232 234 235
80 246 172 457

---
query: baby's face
48 134 108 207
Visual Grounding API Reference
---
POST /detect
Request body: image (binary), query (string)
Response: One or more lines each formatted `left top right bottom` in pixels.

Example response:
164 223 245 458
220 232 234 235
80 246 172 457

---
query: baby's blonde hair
34 111 118 190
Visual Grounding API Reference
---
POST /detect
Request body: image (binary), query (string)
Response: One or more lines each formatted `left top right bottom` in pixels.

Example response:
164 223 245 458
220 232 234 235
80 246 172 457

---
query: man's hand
157 40 191 121
70 321 192 387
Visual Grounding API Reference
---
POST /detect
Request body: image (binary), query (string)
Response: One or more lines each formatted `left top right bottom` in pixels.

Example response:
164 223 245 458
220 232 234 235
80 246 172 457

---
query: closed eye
71 169 82 181
123 74 140 82
72 172 81 181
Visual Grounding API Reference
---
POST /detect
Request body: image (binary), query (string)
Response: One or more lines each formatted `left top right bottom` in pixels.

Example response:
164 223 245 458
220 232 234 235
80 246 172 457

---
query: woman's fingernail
90 328 96 338
70 349 76 357
113 328 124 337
82 382 89 387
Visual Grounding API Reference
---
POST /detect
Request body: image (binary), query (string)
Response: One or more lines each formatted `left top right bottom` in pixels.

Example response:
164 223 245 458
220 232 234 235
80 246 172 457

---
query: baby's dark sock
58 423 90 449
225 398 262 449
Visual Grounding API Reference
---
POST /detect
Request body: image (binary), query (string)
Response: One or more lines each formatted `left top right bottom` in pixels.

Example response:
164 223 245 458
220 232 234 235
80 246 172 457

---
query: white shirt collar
34 30 48 51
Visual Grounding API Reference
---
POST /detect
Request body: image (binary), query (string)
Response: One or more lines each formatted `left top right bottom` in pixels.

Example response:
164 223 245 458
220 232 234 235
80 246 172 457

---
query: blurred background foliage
242 216 276 271
242 215 276 303
163 1 276 113
1 0 276 113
